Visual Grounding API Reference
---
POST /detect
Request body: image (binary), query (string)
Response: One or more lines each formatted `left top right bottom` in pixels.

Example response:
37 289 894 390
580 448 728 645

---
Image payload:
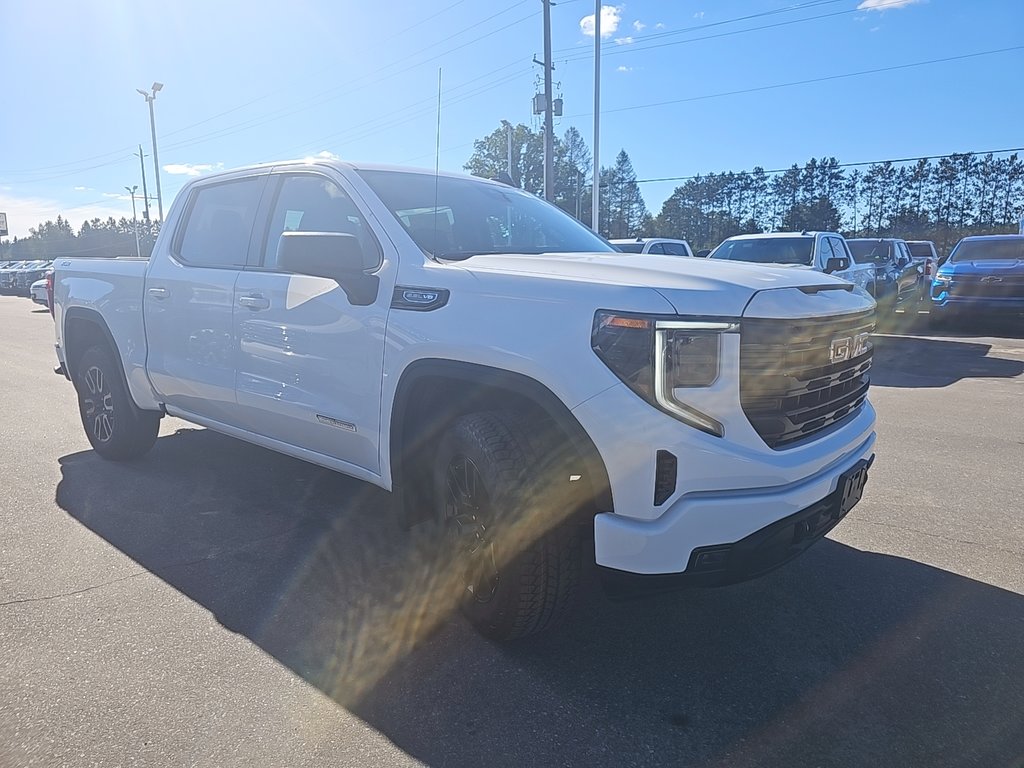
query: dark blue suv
930 235 1024 325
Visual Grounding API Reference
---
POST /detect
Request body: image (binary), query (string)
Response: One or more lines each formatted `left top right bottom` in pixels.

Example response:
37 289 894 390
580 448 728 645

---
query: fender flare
62 307 126 382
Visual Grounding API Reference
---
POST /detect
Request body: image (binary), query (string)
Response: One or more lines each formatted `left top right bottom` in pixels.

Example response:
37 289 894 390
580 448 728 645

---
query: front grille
950 274 1024 299
740 310 874 449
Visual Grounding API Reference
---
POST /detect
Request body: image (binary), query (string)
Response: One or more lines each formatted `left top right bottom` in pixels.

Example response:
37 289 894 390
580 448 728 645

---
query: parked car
930 234 1024 325
15 260 52 296
906 240 939 294
30 277 49 307
55 159 876 640
707 231 875 294
846 238 920 312
0 260 29 293
611 237 694 257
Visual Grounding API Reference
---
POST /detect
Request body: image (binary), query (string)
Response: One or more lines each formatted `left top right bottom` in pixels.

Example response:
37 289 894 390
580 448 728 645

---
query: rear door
231 168 396 475
144 172 268 424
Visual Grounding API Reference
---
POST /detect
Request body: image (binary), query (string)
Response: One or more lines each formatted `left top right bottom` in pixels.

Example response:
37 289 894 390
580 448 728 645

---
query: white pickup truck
54 160 876 639
709 231 876 296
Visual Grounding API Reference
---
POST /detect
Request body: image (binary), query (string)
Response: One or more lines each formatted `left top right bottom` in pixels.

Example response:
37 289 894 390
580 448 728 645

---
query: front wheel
433 412 582 641
74 345 161 461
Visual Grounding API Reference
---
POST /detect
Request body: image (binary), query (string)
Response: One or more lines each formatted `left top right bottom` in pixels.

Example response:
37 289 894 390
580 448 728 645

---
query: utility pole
592 0 601 232
125 186 141 259
542 0 554 201
134 144 151 222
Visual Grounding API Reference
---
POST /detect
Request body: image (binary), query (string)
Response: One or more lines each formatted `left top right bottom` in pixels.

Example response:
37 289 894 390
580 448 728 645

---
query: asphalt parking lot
1 296 1022 768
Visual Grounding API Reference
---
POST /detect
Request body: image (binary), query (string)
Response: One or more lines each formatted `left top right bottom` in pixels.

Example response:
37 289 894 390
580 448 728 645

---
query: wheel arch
389 359 613 527
62 308 125 383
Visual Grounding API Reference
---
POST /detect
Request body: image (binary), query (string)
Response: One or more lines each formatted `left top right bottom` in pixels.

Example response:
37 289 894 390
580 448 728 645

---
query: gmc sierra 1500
55 159 877 639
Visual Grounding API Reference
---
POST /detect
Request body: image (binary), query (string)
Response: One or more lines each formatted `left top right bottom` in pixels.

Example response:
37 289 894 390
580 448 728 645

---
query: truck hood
939 259 1024 276
457 252 863 317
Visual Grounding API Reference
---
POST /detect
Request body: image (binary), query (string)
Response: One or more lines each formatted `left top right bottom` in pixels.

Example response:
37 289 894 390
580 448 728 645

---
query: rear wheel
74 345 161 461
433 412 582 641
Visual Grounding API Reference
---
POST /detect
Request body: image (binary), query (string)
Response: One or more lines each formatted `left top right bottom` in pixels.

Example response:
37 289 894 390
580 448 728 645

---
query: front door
232 170 395 475
144 173 267 424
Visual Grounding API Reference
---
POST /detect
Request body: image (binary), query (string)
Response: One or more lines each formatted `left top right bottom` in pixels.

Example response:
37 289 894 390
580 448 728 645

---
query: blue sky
1 0 1022 238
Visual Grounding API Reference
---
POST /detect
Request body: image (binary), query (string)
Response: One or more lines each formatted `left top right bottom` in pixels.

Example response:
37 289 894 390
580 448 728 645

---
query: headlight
592 311 734 437
932 273 953 286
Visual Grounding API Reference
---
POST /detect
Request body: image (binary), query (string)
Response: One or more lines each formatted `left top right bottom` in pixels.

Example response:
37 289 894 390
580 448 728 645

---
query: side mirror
695 249 712 258
277 231 378 306
824 256 849 274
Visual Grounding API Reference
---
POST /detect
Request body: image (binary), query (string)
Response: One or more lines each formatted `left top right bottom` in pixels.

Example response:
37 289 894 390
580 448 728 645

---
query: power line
0 1 528 179
616 147 1024 187
553 0 844 55
556 0 932 65
563 46 1024 120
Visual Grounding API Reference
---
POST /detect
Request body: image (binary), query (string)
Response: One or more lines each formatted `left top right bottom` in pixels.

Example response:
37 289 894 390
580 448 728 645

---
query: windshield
848 240 893 264
357 170 613 259
709 237 813 266
950 238 1024 262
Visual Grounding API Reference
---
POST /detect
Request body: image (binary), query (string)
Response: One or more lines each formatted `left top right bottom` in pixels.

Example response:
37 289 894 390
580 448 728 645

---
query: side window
176 178 264 268
646 242 665 255
827 237 849 264
263 174 380 270
662 242 686 256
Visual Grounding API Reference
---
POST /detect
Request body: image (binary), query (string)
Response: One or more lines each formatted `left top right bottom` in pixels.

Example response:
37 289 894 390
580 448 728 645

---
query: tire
74 345 161 461
432 411 582 641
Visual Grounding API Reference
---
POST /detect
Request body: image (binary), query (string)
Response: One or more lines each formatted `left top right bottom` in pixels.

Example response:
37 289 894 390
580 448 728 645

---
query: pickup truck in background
610 237 695 258
707 231 876 296
54 159 877 640
930 234 1024 325
847 238 921 313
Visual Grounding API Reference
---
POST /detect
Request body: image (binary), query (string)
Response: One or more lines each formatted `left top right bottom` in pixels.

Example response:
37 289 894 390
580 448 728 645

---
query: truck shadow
55 429 1024 768
870 334 1024 387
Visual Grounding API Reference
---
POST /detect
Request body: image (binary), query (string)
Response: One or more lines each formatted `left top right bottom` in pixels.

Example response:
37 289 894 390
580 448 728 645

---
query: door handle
147 286 169 299
238 294 270 311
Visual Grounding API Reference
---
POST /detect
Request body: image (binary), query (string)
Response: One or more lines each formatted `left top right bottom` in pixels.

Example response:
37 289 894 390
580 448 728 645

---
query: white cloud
163 162 221 176
0 192 128 239
580 5 621 38
314 150 340 160
73 186 93 192
616 65 632 72
102 192 133 201
694 11 705 19
614 36 634 45
857 0 922 10
870 25 881 31
632 20 645 32
654 22 665 29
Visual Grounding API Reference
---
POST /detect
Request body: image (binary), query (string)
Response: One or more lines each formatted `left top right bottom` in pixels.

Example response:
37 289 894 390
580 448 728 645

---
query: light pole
125 185 141 259
136 82 164 222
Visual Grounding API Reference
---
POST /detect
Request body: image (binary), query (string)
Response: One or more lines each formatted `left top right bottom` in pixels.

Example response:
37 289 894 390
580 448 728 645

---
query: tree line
5 132 1021 260
0 215 160 261
466 121 1024 253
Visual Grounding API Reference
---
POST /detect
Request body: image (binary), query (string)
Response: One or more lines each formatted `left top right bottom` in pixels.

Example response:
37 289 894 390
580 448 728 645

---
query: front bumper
600 456 872 595
591 430 875 576
931 294 1024 314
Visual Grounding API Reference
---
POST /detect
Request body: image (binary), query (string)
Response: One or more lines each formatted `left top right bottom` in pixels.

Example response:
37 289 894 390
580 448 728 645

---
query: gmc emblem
830 332 870 364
